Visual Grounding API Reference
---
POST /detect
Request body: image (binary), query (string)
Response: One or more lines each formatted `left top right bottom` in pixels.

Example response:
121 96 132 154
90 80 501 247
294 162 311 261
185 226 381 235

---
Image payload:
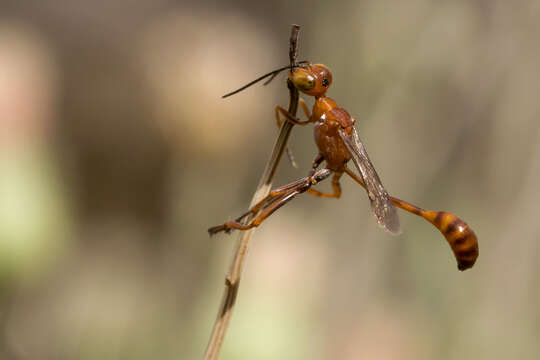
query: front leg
275 98 312 168
299 97 311 119
275 106 312 127
274 98 312 128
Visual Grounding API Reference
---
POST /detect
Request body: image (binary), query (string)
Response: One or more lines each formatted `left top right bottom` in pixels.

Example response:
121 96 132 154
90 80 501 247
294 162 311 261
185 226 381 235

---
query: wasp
209 62 478 271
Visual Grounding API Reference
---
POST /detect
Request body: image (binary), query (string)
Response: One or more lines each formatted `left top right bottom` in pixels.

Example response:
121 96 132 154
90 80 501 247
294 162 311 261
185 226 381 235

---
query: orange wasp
209 62 478 271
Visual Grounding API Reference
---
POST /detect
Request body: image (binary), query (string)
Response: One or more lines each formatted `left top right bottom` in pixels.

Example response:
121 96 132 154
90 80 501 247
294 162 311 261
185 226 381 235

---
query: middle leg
306 171 343 198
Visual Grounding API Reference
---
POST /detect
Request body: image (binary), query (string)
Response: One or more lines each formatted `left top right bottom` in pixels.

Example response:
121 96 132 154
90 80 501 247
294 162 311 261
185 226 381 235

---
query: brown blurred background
0 1 539 359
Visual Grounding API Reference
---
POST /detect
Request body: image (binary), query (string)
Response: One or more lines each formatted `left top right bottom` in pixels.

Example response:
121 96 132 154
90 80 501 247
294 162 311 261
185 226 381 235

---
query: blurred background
0 0 539 359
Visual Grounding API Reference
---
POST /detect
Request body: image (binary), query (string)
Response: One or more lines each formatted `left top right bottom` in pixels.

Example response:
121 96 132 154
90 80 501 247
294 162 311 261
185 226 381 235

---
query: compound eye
322 78 329 87
290 69 316 91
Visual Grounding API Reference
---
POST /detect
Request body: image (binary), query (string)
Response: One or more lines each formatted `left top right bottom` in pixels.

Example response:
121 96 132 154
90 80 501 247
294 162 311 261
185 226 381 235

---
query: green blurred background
0 0 539 359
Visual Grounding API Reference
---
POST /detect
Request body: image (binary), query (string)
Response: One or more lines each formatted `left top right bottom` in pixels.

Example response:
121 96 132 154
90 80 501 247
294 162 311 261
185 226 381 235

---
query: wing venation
339 127 401 234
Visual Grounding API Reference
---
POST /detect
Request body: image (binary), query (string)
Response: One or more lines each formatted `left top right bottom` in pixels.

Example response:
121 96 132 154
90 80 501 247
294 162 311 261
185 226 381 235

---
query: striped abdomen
391 198 479 271
422 211 478 271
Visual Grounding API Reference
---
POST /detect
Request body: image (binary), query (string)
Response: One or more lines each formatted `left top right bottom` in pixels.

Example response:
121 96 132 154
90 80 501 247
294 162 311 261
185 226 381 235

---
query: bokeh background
0 0 539 359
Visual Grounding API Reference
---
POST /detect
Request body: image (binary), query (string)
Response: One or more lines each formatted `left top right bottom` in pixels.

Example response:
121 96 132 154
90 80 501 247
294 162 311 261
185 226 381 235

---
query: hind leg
208 169 332 235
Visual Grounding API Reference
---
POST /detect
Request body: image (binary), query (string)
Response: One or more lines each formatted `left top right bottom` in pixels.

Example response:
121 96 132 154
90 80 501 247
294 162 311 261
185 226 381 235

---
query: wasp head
289 63 332 97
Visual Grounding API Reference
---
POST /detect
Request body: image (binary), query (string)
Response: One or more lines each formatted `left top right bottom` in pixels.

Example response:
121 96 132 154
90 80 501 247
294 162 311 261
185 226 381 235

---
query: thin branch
202 24 301 360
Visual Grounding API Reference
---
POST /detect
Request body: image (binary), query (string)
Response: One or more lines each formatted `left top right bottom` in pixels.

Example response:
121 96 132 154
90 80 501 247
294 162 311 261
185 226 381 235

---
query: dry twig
202 24 301 360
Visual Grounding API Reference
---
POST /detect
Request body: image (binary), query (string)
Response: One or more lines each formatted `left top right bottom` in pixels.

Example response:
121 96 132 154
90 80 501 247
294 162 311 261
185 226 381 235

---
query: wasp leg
307 153 324 176
275 102 311 168
275 98 310 127
306 171 342 198
209 191 301 234
227 177 311 226
275 105 312 126
299 98 311 119
208 169 331 235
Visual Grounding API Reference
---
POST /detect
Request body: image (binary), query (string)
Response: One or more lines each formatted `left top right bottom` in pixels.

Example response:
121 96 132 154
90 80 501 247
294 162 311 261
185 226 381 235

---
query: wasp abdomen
423 211 479 271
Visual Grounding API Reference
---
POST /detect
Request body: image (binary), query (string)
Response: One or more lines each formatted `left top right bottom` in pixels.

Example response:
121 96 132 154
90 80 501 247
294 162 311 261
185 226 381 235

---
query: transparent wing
339 127 401 234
